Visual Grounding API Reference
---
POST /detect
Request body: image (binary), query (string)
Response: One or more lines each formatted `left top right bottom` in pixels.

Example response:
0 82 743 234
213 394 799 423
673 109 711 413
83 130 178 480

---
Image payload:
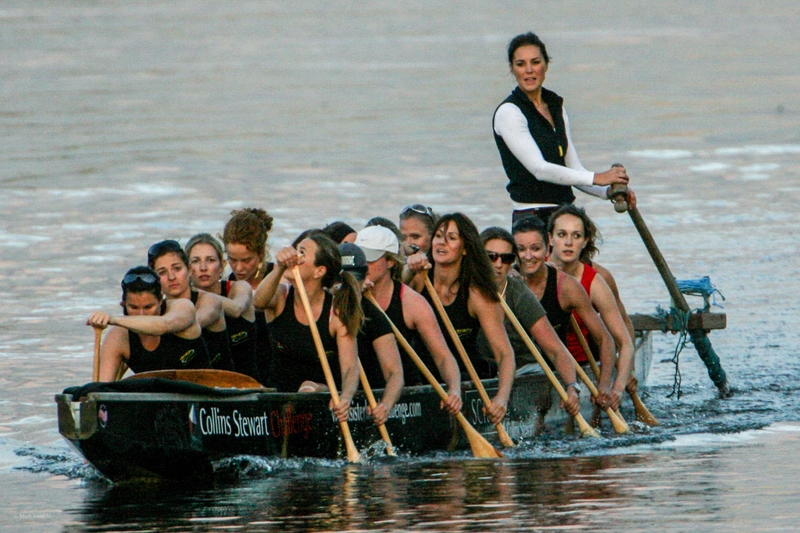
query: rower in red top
547 205 636 410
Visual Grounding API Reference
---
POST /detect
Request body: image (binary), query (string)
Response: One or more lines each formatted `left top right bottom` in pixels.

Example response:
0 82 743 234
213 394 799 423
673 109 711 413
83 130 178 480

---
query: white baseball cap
355 226 399 262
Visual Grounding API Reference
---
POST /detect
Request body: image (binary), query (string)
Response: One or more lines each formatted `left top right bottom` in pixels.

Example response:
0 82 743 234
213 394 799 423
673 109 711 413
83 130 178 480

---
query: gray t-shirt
477 276 547 366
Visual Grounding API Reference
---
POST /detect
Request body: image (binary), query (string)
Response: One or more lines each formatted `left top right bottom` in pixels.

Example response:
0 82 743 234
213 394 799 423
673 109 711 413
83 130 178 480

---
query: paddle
364 292 503 458
358 364 397 456
611 180 730 397
422 276 514 448
292 266 361 463
125 369 265 389
497 297 601 438
116 362 129 381
571 315 659 426
92 326 102 382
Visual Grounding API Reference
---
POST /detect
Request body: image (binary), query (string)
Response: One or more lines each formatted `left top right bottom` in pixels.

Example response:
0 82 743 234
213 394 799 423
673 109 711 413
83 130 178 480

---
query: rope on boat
656 276 723 399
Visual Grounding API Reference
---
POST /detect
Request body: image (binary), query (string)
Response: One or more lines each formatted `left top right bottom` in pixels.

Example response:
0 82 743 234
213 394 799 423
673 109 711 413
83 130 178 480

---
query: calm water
2 1 800 531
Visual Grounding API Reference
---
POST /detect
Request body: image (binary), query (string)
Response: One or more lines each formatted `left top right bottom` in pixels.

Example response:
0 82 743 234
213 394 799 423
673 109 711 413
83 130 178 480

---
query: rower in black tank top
231 265 276 387
357 297 395 388
539 264 573 345
127 331 210 373
421 271 495 380
382 280 430 386
191 290 234 371
269 287 340 393
219 280 260 382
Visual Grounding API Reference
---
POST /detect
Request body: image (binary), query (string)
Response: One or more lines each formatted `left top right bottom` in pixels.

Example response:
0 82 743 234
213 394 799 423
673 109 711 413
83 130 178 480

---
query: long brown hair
430 213 499 302
547 204 601 262
307 233 365 337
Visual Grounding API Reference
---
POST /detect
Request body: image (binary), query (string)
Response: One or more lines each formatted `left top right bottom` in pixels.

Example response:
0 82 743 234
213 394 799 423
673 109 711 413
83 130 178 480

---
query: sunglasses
147 240 182 264
486 251 517 264
400 204 434 220
121 272 159 286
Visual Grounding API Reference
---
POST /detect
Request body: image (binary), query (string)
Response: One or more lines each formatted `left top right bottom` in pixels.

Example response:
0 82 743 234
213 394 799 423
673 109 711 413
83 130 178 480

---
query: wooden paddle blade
606 407 630 434
125 369 265 389
495 423 515 448
456 413 504 458
340 422 361 463
629 390 660 426
378 425 397 456
575 414 601 438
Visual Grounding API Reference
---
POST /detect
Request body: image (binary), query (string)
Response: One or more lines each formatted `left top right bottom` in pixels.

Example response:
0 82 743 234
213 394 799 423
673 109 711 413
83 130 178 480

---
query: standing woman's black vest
493 87 575 205
191 290 234 371
219 280 260 382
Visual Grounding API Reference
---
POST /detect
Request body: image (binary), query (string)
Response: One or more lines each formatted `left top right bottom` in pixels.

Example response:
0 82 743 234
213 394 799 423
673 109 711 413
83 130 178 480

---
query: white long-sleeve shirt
494 102 608 208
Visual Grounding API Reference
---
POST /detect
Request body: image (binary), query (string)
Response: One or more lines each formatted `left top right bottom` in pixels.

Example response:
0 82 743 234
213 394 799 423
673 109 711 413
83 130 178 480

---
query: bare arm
469 288 515 424
97 299 198 338
195 291 225 332
221 280 255 321
97 326 130 382
329 315 360 422
529 316 580 416
593 262 636 344
253 247 298 313
368 333 404 425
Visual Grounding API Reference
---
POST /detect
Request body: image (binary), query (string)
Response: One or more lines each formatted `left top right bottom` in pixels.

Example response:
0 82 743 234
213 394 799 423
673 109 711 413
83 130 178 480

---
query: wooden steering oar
292 266 361 463
422 276 514 448
610 179 730 397
92 326 102 382
497 297 600 438
364 292 503 458
357 363 396 456
570 315 659 426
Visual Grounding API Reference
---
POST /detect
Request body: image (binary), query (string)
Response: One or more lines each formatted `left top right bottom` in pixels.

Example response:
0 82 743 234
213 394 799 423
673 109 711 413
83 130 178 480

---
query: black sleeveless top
421 271 495 379
219 280 260 382
269 287 340 392
539 264 572 344
357 298 395 388
228 266 275 387
383 281 430 386
127 331 210 373
191 290 233 371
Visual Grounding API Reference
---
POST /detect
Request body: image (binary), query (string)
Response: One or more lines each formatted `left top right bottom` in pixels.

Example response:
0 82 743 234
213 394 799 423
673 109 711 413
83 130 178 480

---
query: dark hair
547 204 602 262
507 32 550 65
306 232 365 337
185 233 224 262
148 240 189 269
222 207 274 258
431 213 499 302
399 204 439 238
322 221 357 244
291 228 324 249
121 266 162 302
480 226 516 250
511 215 548 244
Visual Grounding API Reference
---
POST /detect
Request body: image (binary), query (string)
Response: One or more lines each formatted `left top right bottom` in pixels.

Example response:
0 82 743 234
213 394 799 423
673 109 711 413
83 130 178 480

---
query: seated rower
512 217 618 407
407 213 515 425
478 227 580 416
252 232 361 423
148 240 233 372
547 205 635 409
355 225 463 416
338 242 404 426
185 233 261 382
86 266 210 381
399 204 438 283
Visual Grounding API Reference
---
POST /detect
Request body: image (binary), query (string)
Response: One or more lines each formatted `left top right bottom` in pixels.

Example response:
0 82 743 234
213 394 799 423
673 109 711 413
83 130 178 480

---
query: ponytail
331 270 365 337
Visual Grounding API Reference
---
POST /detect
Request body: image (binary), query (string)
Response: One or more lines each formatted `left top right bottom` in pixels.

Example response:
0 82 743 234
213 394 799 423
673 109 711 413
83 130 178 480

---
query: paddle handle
571 315 659 427
498 298 600 438
569 351 629 434
364 292 503 459
92 327 102 382
358 364 396 456
292 267 360 463
423 276 514 448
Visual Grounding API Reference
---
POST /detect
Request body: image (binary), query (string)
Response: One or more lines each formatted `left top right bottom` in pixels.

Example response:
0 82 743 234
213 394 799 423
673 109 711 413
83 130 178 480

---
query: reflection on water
60 425 799 532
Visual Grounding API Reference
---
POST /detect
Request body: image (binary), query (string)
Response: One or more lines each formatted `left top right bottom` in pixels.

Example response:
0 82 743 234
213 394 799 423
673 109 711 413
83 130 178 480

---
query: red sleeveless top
565 262 597 363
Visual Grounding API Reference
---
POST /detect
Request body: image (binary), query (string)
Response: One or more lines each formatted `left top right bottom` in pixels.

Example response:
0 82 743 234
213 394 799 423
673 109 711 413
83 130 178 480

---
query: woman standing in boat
547 205 636 409
148 240 234 372
493 32 634 223
86 266 210 381
407 213 515 425
185 233 261 382
252 233 362 423
512 217 620 409
221 207 275 385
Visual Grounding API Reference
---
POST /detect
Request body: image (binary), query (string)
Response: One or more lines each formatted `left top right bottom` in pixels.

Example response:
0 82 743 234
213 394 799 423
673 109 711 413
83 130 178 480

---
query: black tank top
219 280 260 382
539 264 572 344
269 287 340 392
383 281 431 386
357 298 395 387
191 290 233 371
127 331 210 373
422 272 495 379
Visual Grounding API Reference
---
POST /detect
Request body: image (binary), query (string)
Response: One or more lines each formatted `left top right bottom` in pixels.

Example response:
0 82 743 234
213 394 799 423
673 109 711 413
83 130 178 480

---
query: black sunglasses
486 251 516 264
121 272 159 287
400 204 434 220
147 240 182 264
